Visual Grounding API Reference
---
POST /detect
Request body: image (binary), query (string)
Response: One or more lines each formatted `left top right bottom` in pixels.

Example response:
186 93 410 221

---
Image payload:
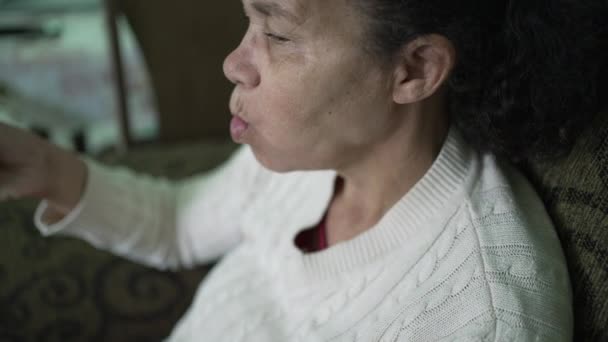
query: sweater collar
283 127 476 280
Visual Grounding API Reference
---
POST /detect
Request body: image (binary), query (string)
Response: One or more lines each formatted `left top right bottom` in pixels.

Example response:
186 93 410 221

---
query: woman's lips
230 115 250 141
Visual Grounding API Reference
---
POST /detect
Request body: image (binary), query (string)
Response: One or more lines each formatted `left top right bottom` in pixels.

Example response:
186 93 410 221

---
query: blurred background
0 0 158 153
0 0 245 154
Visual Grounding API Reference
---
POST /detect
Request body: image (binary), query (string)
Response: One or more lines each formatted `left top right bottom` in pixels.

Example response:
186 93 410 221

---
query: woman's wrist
44 144 88 217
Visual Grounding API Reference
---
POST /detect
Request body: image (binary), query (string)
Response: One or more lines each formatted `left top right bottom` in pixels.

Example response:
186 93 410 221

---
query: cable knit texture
35 128 573 341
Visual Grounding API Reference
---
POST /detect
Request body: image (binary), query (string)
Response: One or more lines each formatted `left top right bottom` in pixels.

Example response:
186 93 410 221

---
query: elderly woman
1 0 606 340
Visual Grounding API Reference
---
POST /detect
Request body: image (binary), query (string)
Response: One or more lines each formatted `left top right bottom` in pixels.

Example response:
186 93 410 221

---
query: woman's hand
0 123 87 217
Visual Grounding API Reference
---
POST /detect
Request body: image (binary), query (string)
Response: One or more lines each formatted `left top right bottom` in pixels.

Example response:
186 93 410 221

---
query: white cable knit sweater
35 128 573 341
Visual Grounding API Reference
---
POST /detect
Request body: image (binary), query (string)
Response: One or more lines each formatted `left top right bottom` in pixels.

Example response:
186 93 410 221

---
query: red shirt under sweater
294 215 328 253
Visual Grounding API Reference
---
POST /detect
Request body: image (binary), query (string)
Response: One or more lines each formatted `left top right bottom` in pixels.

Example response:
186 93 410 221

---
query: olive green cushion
523 111 608 341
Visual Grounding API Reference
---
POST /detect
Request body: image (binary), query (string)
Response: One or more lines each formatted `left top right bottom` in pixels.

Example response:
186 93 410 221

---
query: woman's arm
35 146 266 270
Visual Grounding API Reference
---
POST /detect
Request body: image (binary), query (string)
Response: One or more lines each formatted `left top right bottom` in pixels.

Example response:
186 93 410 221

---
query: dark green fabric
523 111 608 341
0 142 237 342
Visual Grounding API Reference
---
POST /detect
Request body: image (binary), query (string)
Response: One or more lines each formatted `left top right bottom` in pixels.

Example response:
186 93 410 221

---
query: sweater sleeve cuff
34 158 106 237
34 198 86 236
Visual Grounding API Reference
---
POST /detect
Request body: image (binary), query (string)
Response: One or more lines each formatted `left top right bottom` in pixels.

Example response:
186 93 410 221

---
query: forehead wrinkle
249 0 307 25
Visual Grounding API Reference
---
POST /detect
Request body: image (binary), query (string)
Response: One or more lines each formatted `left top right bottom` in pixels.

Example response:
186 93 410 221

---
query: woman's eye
265 33 290 44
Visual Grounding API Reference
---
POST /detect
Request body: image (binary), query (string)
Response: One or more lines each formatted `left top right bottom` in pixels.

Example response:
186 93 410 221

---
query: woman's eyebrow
250 0 303 24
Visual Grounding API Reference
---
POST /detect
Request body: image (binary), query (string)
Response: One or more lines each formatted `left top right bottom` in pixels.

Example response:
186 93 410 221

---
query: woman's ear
392 34 456 104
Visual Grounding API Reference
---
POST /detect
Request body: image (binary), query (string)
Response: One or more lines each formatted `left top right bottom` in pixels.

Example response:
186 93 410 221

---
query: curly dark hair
354 0 608 162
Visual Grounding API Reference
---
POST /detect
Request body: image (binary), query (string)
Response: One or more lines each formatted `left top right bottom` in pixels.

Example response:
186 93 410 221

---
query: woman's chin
247 146 302 173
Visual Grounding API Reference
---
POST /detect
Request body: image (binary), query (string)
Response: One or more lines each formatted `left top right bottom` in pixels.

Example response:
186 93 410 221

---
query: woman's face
223 0 395 172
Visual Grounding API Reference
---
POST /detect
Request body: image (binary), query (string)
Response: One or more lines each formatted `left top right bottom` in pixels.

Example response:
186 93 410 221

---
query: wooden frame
102 0 131 152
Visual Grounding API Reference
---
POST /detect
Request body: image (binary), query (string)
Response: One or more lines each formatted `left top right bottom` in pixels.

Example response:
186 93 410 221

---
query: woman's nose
223 41 261 88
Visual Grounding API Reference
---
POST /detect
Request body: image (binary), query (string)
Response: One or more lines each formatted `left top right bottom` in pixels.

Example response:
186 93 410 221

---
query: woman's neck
326 106 449 246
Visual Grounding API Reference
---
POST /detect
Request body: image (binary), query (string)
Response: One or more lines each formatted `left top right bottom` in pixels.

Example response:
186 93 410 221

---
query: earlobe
391 35 455 105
